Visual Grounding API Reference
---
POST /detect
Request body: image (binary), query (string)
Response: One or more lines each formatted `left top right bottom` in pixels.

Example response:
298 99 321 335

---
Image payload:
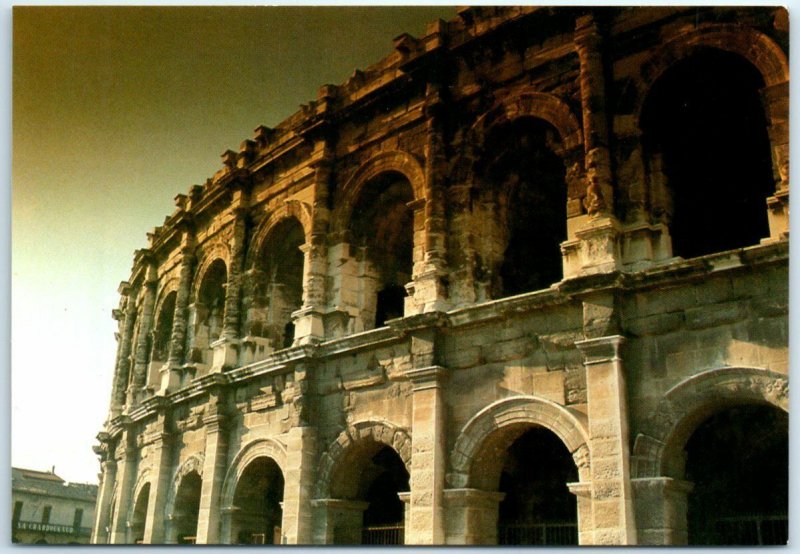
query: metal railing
498 521 578 545
695 514 788 545
361 523 404 545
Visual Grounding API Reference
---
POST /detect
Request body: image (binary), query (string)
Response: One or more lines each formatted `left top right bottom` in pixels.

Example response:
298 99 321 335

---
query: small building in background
12 467 98 544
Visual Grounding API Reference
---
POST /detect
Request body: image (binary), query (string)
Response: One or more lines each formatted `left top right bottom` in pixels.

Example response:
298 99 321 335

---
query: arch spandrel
331 151 426 235
220 437 288 510
314 420 412 500
631 366 788 479
448 396 591 490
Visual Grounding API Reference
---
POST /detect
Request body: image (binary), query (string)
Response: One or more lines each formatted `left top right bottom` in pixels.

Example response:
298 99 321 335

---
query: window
41 505 51 524
73 508 84 529
12 501 23 524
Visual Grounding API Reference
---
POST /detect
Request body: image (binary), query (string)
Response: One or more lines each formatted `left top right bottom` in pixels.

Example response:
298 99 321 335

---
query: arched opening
189 260 227 365
684 404 787 545
478 118 567 298
350 172 414 329
641 48 774 259
152 291 176 363
171 471 202 544
260 218 305 349
130 483 150 544
230 457 285 545
496 427 578 545
330 443 410 544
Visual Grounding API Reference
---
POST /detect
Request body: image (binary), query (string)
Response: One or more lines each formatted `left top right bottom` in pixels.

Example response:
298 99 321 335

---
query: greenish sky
11 5 457 484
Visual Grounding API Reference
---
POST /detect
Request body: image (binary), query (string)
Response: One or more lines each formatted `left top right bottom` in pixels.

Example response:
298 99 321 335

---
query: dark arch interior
152 291 176 362
685 404 788 545
350 172 414 328
232 457 285 545
482 118 567 297
641 48 774 259
261 218 305 348
131 483 150 544
173 471 202 544
497 426 578 545
197 259 228 346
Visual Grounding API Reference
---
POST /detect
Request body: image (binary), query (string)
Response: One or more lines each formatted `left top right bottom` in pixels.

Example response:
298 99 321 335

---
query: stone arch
632 24 788 121
314 420 412 499
220 438 288 510
448 396 591 490
247 200 313 268
154 278 179 313
165 453 205 518
191 242 230 303
126 469 151 522
470 91 583 153
631 367 788 479
331 151 426 234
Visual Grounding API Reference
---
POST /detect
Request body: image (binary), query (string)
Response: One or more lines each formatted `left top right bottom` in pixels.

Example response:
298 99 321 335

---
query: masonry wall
92 6 789 546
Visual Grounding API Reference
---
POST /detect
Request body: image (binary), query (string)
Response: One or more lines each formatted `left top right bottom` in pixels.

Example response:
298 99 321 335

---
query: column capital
575 335 625 365
631 476 694 495
404 365 449 390
567 480 593 497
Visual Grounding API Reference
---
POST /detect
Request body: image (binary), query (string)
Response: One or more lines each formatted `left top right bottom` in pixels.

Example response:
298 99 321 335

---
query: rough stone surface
92 6 788 546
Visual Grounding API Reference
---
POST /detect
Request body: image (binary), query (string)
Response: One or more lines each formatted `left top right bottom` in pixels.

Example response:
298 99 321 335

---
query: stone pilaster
211 207 248 371
293 144 332 345
195 385 229 544
109 424 137 544
142 411 173 544
112 284 137 413
568 481 595 545
403 365 448 544
281 425 318 544
566 13 623 278
160 230 195 393
575 335 637 545
130 263 157 403
761 81 789 243
409 84 450 314
442 489 505 545
632 477 693 545
91 458 117 544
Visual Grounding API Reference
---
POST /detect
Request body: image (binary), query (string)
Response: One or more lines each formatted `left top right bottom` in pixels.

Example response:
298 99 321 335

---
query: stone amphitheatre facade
92 6 789 546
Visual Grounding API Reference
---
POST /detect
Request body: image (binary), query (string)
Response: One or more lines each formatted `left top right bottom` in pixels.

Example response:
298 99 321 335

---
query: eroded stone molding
448 395 591 490
631 366 788 479
314 419 412 499
219 437 288 510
